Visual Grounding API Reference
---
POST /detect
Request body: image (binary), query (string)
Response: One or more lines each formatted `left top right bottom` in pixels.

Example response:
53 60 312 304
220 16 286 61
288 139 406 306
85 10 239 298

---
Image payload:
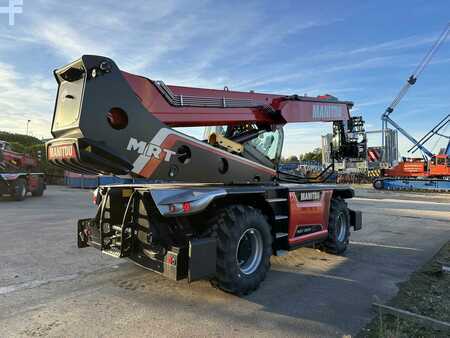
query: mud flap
349 209 362 231
188 238 217 282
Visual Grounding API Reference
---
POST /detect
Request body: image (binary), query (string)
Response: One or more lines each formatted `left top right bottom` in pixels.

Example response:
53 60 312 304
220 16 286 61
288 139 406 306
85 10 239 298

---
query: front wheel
323 197 350 254
209 205 272 295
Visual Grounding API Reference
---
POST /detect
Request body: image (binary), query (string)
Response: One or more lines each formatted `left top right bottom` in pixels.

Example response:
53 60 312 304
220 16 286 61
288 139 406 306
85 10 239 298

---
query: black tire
323 197 350 254
13 178 27 201
209 205 272 295
373 179 383 190
31 178 44 197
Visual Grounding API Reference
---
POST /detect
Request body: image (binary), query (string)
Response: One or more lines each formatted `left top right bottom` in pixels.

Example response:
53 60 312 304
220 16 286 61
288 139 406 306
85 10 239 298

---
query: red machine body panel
384 155 449 178
287 190 332 246
385 159 426 177
26 174 42 191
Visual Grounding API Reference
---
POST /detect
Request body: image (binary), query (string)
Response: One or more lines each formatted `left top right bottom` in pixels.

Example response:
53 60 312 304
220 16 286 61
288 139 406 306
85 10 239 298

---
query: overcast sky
0 0 449 157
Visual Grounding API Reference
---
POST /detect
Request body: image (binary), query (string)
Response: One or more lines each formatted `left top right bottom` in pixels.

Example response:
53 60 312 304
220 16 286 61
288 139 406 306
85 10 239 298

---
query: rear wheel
209 205 272 295
323 197 350 254
13 178 27 201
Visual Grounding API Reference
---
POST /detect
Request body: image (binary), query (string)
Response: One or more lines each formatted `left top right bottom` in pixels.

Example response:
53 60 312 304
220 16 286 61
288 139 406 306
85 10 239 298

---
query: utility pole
26 119 31 136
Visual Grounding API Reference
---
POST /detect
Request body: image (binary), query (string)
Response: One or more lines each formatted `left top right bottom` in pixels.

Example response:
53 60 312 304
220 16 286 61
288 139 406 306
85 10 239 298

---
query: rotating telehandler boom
46 55 362 183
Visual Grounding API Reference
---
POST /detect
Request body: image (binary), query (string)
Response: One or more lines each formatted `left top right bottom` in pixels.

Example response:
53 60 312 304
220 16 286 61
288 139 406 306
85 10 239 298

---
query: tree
0 131 42 147
300 148 322 163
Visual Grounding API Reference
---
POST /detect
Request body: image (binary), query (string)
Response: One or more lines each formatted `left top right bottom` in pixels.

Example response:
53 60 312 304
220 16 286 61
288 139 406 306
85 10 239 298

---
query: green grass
358 241 450 338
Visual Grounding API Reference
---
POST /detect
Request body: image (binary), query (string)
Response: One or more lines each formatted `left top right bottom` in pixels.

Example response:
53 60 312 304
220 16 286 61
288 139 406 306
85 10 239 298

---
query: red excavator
0 140 45 200
46 55 364 295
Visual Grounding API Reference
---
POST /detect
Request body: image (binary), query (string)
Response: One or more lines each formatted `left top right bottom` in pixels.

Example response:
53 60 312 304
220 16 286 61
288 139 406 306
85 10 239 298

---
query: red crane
375 23 450 191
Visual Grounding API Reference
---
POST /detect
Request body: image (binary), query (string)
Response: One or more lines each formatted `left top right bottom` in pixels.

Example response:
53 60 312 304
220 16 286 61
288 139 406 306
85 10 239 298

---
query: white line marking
353 197 450 206
274 267 357 283
350 241 423 251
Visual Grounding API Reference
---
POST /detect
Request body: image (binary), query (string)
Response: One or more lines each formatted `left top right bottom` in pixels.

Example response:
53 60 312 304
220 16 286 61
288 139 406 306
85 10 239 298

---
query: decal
47 144 76 160
295 224 322 237
312 104 344 120
298 191 321 201
130 128 277 178
127 137 176 162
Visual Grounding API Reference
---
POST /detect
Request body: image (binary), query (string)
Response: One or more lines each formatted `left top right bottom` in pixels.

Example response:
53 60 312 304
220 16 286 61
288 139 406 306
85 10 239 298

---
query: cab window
249 129 283 161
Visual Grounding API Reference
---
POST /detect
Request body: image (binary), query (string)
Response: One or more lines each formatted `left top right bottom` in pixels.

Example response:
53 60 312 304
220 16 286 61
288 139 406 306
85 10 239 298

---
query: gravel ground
0 186 449 337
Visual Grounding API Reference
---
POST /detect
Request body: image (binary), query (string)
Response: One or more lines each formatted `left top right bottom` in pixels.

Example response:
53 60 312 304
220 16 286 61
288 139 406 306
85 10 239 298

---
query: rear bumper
77 217 217 282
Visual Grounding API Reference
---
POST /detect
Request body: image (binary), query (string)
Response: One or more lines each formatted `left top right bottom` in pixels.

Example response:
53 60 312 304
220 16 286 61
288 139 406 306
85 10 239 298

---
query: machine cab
429 154 450 177
203 125 284 169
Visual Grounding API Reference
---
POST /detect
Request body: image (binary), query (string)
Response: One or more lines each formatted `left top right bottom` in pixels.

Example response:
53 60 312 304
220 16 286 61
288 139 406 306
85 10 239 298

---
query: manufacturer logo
312 104 343 120
48 144 76 160
127 137 176 162
298 191 321 201
0 0 23 26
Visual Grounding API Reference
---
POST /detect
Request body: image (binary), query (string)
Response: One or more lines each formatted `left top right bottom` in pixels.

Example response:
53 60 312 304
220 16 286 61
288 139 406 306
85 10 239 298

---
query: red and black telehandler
46 55 363 295
0 140 45 201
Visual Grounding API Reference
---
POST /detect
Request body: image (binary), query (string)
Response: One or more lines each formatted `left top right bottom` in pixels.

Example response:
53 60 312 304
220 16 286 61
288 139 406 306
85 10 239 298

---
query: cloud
349 35 436 55
231 29 442 91
31 20 113 60
1 1 448 158
0 62 55 138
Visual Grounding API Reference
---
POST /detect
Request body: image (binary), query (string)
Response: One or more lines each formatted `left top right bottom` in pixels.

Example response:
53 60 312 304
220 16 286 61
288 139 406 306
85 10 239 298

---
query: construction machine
46 55 363 295
374 114 450 191
0 140 45 200
373 23 450 191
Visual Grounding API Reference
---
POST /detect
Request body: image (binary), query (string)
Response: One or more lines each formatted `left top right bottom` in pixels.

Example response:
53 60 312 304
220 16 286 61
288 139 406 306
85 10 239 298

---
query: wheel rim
336 213 347 242
236 228 263 275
